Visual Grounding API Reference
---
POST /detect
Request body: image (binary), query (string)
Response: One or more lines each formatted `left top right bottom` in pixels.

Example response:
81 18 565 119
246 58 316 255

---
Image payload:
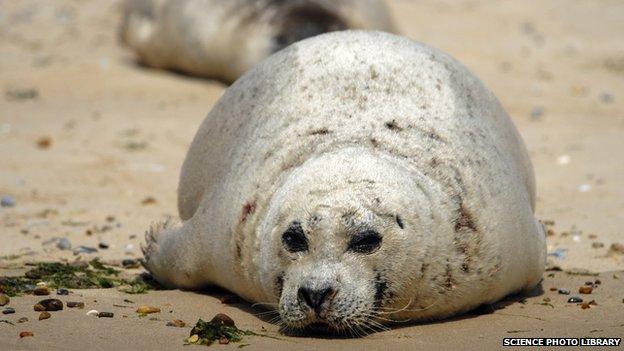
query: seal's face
274 199 408 334
260 149 431 334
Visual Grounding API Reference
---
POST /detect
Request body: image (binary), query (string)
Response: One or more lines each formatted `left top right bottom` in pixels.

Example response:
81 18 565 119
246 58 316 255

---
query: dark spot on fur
276 273 285 297
395 215 404 229
454 202 476 232
235 242 242 259
374 272 388 309
444 263 456 290
308 128 331 135
370 65 379 80
384 120 403 131
240 201 256 223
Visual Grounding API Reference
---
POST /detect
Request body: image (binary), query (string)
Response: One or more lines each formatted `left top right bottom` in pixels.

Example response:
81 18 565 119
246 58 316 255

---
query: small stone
188 334 199 344
33 287 50 296
98 242 110 249
166 319 186 328
17 317 28 323
86 310 99 316
568 296 583 303
136 306 160 314
122 259 140 268
141 196 157 205
219 337 230 345
600 92 614 104
72 245 98 255
579 286 593 294
124 244 134 254
530 106 545 120
2 307 15 314
36 136 52 149
66 301 84 309
34 299 63 311
578 184 592 192
592 242 604 249
609 243 624 255
581 302 590 309
558 288 570 295
584 281 593 286
210 313 235 327
1 196 16 207
56 288 69 295
36 282 47 287
57 238 72 250
38 312 51 320
0 294 9 306
98 312 114 318
19 331 34 338
594 279 601 285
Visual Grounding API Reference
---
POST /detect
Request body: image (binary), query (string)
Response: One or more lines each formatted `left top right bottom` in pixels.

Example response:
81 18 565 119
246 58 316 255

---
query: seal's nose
298 286 333 312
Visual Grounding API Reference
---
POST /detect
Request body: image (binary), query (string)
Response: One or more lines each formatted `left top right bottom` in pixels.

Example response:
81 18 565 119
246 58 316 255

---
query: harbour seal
119 0 396 82
143 31 546 333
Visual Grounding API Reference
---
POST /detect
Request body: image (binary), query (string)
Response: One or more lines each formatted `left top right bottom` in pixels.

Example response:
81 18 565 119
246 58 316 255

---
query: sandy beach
1 0 623 349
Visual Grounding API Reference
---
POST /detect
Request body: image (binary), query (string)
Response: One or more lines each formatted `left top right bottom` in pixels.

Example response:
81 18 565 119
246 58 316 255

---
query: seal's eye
348 230 382 254
282 222 308 252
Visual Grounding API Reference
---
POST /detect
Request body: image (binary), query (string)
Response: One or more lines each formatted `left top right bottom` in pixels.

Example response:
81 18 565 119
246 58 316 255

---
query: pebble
578 184 592 192
98 312 114 318
219 337 230 345
0 294 9 306
19 331 34 338
33 287 50 296
188 335 199 344
0 196 16 207
122 259 140 269
600 92 614 104
556 155 570 165
36 136 52 149
38 312 51 320
136 306 160 314
86 310 99 316
17 317 28 323
166 319 186 328
66 301 84 309
56 288 69 296
568 296 583 303
124 244 134 254
558 288 570 295
72 245 98 255
594 279 602 285
530 106 545 120
57 238 72 250
34 299 63 311
98 242 110 249
211 313 235 327
579 286 593 294
2 307 15 314
609 243 624 254
592 242 605 249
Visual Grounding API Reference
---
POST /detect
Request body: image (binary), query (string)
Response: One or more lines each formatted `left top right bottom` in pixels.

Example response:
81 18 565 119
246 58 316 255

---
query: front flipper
141 219 210 289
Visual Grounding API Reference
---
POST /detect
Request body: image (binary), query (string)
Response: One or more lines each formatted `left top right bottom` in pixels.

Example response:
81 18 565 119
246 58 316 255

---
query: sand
1 0 623 349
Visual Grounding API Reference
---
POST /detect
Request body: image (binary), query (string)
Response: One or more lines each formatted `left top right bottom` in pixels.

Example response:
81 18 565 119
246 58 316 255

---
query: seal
119 0 396 82
142 31 546 334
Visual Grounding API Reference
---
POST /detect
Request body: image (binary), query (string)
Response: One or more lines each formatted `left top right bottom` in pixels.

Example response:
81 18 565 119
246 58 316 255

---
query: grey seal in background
120 0 396 82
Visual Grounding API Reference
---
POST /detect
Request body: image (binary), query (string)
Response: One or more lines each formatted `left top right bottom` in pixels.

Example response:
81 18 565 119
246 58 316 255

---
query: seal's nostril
298 287 333 311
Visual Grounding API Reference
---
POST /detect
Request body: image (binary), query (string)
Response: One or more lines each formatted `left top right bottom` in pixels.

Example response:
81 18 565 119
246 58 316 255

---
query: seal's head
259 148 438 333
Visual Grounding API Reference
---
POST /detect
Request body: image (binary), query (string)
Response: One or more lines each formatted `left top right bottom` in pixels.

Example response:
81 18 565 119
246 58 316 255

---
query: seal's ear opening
274 4 347 51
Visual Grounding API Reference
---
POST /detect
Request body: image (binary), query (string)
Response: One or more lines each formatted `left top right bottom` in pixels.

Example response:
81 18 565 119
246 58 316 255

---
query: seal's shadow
187 282 545 339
